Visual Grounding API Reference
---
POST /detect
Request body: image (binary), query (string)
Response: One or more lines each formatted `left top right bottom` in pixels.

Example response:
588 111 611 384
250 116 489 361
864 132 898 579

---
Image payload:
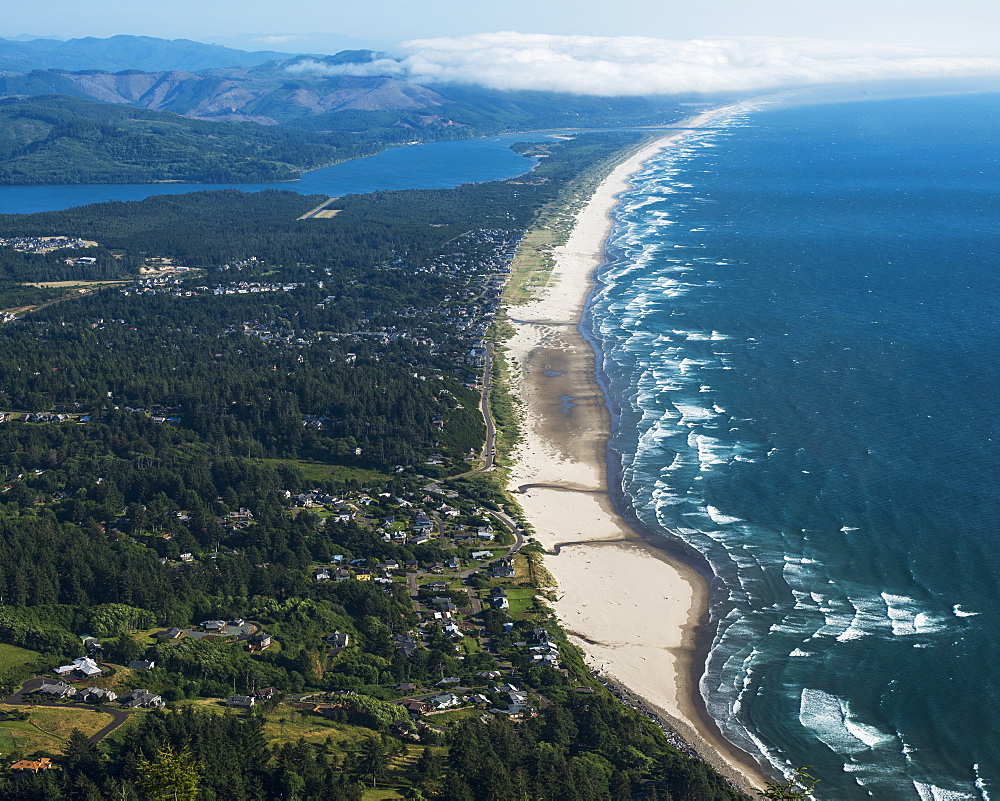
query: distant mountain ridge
0 35 701 186
0 60 449 124
0 34 300 73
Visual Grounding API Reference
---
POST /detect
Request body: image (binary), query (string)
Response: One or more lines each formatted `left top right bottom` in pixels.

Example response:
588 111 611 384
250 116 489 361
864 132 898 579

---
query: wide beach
504 108 769 792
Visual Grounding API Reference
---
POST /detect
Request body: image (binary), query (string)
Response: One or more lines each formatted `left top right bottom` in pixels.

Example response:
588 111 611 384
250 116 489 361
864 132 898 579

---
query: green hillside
0 95 377 184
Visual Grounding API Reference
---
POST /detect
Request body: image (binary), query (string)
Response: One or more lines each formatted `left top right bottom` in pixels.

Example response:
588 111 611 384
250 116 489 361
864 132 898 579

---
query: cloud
288 32 1000 95
286 57 406 77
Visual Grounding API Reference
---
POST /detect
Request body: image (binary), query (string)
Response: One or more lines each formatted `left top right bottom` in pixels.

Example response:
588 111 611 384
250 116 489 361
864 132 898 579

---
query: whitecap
913 781 979 800
789 648 813 657
953 605 980 618
706 505 742 525
799 689 868 755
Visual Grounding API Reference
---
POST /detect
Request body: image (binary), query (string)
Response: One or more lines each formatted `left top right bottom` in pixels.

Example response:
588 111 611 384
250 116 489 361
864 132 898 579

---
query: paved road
479 346 497 470
5 677 139 744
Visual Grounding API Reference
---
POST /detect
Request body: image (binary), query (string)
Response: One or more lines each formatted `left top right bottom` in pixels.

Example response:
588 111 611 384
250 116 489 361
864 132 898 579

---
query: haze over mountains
0 34 301 73
0 35 692 184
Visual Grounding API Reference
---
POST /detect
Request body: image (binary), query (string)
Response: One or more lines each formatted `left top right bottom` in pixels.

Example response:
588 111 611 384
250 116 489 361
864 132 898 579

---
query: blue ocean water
0 132 545 215
588 92 1000 799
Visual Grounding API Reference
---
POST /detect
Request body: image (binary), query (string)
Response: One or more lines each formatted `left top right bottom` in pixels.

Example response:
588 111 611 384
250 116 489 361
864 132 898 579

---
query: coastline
503 107 770 792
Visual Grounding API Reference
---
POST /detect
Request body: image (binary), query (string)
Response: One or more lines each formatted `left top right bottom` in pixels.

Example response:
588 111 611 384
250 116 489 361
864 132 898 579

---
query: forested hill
0 95 388 184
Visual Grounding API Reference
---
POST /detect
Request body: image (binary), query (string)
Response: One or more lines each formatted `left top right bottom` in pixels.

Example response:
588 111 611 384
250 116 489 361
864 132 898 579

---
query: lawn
504 587 543 617
0 704 114 757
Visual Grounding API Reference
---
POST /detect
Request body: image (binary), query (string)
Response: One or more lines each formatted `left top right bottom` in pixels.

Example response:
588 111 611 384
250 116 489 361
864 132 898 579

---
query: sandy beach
504 107 769 792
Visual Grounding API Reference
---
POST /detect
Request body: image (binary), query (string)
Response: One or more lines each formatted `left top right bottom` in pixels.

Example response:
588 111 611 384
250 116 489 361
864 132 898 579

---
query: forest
0 132 750 799
0 96 390 185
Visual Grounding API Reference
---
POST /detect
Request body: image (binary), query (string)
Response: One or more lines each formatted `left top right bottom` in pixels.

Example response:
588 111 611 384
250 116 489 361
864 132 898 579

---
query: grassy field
0 704 114 757
261 458 392 487
260 704 376 750
0 643 42 675
504 586 544 617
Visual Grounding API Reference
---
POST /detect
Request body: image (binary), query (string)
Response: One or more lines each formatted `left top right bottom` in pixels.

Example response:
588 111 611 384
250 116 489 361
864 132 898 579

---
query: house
227 695 256 709
82 637 102 652
490 563 516 579
334 568 351 582
471 550 493 560
253 687 277 701
157 627 183 639
429 693 460 709
445 557 460 570
395 682 417 693
326 631 350 649
119 689 164 709
491 587 509 610
128 659 156 671
179 552 195 562
55 656 103 678
476 526 495 541
404 700 429 715
33 681 76 699
426 581 449 592
201 619 227 632
230 618 246 627
314 569 331 582
393 634 418 659
82 687 118 703
436 676 461 686
248 633 273 651
404 560 419 571
11 757 54 773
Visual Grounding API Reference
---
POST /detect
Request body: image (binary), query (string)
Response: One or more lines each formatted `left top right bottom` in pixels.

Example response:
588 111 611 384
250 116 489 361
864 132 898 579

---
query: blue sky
4 0 1000 55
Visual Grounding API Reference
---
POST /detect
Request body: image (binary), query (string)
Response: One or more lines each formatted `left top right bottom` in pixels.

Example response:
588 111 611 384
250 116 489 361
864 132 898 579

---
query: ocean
588 91 1000 799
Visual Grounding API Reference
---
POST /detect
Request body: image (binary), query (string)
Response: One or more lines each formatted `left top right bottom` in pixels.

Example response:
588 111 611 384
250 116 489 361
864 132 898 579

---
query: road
479 345 497 470
5 677 139 744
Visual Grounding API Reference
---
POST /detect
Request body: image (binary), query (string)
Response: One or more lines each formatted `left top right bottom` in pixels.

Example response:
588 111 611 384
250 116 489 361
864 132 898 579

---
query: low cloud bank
287 32 1000 95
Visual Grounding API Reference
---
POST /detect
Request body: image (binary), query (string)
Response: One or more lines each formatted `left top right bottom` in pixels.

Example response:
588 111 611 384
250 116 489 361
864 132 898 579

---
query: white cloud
286 57 406 77
288 32 1000 95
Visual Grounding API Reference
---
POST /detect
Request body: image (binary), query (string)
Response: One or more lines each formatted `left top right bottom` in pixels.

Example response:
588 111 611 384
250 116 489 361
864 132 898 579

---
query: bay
0 132 547 215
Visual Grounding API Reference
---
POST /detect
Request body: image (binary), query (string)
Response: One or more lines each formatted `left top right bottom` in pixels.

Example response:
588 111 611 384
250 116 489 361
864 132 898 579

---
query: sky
5 0 1000 55
5 1 1000 97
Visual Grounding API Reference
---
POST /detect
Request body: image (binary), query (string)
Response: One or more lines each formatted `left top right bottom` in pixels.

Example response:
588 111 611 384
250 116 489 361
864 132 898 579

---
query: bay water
0 131 544 215
589 91 1000 799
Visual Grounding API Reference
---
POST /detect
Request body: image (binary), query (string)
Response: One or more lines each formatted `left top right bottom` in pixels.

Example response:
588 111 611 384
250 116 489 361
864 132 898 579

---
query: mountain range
0 34 298 73
0 36 705 184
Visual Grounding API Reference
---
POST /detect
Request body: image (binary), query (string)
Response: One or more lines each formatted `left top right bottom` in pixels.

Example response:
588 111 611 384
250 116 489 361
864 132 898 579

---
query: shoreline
503 106 770 792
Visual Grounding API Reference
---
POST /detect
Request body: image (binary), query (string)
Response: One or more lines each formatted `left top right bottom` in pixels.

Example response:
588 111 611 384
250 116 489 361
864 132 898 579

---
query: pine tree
135 745 202 801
